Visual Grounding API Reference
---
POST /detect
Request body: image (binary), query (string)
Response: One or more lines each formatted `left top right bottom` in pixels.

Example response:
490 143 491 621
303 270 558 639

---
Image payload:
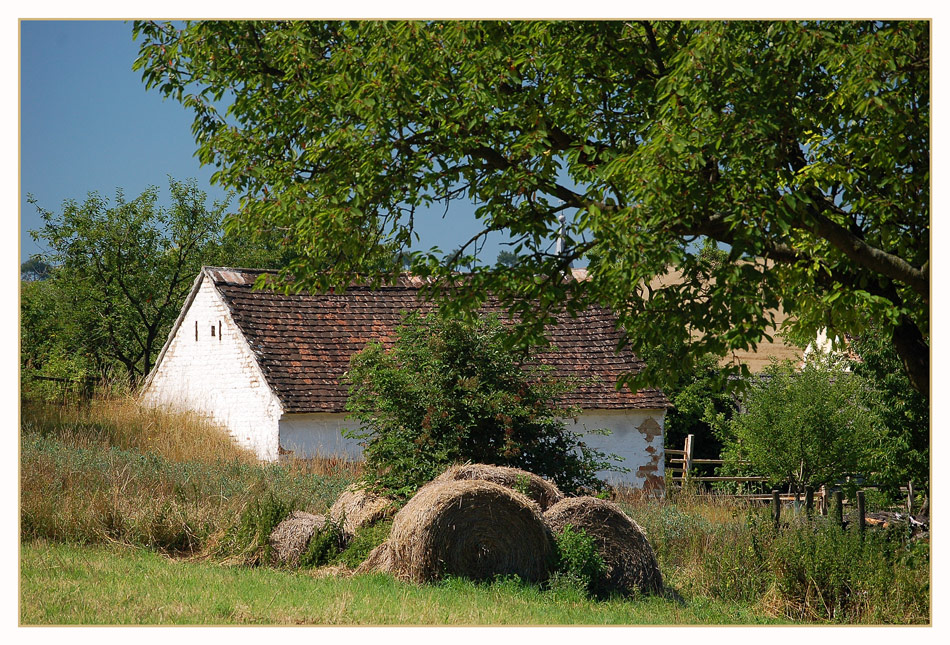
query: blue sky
18 19 520 266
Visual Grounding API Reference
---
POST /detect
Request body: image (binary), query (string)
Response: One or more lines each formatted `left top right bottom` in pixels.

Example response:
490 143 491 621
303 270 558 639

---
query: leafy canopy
133 20 929 395
343 311 621 498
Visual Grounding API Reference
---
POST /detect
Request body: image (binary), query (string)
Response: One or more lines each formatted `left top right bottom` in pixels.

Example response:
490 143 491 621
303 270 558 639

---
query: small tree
344 311 620 498
712 357 881 495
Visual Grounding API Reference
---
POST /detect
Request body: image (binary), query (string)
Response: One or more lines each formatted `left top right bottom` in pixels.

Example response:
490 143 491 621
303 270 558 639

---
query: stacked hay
544 496 663 596
268 511 327 567
434 464 564 510
358 479 554 584
329 483 395 540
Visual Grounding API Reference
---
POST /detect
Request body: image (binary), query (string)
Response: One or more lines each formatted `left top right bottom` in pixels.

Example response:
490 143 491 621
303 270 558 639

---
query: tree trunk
892 314 929 397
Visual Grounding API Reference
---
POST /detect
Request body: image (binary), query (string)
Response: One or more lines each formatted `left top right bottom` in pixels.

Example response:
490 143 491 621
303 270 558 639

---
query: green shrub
217 494 295 566
551 524 607 597
333 520 394 569
344 311 622 499
298 519 345 568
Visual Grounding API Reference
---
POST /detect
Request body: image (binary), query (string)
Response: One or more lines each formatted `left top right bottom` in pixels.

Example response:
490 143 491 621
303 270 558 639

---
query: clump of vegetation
549 524 607 598
298 519 346 569
332 520 394 569
624 496 929 623
711 356 882 496
344 311 621 499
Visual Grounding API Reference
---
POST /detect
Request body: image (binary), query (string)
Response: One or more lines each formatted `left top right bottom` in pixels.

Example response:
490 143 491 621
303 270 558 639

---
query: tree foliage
26 179 235 383
712 357 881 494
343 311 620 498
133 20 929 395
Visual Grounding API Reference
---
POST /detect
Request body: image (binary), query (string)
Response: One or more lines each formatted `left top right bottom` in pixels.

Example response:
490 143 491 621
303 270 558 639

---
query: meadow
18 395 930 625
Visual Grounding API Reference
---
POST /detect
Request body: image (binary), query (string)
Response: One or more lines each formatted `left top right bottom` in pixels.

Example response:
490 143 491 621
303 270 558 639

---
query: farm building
140 267 671 490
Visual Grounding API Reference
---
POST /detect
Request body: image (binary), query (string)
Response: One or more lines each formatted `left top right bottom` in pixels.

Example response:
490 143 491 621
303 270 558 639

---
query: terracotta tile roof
205 267 669 414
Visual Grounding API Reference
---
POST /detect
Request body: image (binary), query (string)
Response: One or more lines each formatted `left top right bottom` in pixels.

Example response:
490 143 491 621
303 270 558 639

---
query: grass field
18 396 930 626
20 540 781 625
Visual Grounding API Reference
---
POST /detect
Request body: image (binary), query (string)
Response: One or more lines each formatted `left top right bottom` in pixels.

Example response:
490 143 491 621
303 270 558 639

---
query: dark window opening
211 325 215 337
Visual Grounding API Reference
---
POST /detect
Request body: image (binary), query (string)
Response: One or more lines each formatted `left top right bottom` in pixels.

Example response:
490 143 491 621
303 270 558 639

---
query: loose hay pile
268 511 327 567
329 483 395 540
359 479 554 584
434 463 564 510
544 496 663 596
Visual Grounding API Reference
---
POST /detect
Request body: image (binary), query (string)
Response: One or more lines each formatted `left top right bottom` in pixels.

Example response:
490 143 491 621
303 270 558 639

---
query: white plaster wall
278 413 365 460
275 408 666 491
564 409 666 490
140 276 284 460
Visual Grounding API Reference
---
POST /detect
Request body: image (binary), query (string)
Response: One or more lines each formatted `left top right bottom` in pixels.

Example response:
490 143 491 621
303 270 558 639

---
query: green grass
18 399 931 625
20 540 781 625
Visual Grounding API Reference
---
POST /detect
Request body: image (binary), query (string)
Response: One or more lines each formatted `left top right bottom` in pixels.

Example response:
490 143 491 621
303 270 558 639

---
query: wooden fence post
833 490 844 529
684 434 694 481
857 490 866 537
906 481 914 515
804 486 814 518
772 489 781 530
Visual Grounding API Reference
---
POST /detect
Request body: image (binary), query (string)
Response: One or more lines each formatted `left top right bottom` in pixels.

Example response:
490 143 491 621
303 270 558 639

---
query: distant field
19 540 781 625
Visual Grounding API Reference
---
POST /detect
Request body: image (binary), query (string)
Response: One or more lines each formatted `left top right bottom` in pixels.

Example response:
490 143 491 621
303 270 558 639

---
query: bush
298 519 346 568
344 311 621 499
712 356 883 495
551 524 607 598
332 519 393 569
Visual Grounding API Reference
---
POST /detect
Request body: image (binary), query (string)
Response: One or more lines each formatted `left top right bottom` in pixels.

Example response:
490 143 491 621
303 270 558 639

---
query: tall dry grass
21 395 257 465
20 396 358 559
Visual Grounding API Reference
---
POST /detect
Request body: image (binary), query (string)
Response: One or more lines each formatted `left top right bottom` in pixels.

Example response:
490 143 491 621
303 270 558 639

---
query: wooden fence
23 372 99 403
666 433 920 514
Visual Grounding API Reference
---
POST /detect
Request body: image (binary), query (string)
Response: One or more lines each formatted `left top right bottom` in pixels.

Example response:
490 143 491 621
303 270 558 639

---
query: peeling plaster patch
642 473 665 493
637 417 663 442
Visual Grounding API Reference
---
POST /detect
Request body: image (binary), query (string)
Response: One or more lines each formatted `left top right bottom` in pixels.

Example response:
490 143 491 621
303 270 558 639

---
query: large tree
133 20 929 394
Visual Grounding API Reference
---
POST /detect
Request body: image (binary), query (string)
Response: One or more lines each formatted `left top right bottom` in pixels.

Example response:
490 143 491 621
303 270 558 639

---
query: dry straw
359 479 554 584
434 463 564 510
544 496 664 596
268 511 328 567
329 483 396 540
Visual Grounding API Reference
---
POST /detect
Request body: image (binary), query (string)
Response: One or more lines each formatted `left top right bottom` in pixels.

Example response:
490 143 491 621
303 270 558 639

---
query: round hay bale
543 496 663 596
268 511 327 567
329 483 395 540
364 479 554 584
354 541 396 576
434 463 564 511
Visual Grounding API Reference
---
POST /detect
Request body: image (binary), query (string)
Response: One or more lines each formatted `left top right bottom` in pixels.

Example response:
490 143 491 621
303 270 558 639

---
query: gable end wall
140 276 283 459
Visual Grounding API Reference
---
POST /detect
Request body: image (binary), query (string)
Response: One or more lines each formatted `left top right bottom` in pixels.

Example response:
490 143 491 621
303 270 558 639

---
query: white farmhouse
140 267 670 490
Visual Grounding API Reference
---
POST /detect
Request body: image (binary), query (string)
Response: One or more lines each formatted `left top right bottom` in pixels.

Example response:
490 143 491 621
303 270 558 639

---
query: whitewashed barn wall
564 410 666 491
140 276 284 460
278 413 364 460
277 408 665 490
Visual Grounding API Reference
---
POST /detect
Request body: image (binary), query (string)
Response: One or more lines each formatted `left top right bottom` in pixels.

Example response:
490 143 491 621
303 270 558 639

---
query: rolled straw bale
268 511 327 567
329 483 395 540
354 541 395 576
434 463 564 511
362 479 554 584
543 496 663 596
